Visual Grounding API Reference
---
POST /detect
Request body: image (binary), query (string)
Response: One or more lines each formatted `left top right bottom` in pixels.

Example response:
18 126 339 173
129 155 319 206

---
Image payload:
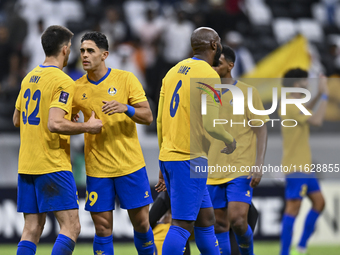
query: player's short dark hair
81 31 109 51
282 68 308 87
221 45 236 63
41 25 73 57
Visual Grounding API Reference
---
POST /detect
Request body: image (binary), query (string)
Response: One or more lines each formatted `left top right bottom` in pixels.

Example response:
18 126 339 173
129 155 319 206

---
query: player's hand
102 100 128 115
248 161 263 188
155 170 167 192
86 111 103 134
221 138 236 154
72 113 80 122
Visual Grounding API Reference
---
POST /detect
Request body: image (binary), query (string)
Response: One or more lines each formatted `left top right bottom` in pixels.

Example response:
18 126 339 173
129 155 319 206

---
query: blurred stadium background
0 0 340 253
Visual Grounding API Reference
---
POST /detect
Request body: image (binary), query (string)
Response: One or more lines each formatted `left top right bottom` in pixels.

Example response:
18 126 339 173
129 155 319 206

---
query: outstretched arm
48 108 102 135
307 76 328 127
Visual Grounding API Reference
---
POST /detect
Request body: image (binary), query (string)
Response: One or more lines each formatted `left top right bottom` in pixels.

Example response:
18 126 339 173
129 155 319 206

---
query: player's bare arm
248 124 268 188
307 76 328 127
13 108 20 127
202 103 236 154
48 107 103 135
102 100 153 125
305 75 327 110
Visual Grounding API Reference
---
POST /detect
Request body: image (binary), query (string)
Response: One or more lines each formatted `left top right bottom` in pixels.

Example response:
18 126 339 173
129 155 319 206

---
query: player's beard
212 44 222 67
63 56 68 67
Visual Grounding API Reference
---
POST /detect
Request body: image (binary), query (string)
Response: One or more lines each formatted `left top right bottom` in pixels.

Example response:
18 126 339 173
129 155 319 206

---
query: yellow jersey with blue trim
279 102 312 173
159 58 221 161
15 65 74 175
73 68 147 178
207 81 269 185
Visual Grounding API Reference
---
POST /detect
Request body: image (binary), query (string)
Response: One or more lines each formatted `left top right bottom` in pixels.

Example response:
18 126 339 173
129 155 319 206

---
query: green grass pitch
0 242 339 254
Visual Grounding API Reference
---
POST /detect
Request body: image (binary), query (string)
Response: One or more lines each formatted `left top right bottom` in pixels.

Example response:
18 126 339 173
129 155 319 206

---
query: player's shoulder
75 73 88 85
110 68 135 79
168 58 219 78
236 80 258 93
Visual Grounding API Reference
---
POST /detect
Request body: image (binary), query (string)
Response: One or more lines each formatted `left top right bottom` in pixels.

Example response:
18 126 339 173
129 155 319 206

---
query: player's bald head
191 27 220 53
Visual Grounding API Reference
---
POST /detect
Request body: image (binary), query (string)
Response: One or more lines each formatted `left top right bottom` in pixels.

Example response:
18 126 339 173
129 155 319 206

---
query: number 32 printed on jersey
22 88 41 125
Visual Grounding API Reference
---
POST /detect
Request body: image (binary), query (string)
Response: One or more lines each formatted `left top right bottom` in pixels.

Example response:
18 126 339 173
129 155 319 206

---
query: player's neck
87 66 109 82
221 74 234 84
193 53 213 66
42 56 63 70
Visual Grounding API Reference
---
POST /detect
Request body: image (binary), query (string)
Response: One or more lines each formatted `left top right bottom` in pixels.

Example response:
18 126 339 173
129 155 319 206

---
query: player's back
16 65 74 175
159 58 220 161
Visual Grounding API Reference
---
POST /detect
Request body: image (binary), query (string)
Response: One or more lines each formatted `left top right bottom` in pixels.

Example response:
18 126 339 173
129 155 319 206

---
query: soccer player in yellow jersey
279 68 327 255
157 27 236 255
72 32 154 255
207 46 268 255
13 25 103 255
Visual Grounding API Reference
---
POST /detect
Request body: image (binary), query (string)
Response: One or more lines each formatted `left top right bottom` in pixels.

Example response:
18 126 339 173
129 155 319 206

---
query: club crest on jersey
108 87 117 96
82 93 87 100
230 99 233 106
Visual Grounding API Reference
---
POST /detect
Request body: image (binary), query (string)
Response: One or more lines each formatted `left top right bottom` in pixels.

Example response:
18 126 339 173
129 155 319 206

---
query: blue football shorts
285 172 321 200
17 171 79 213
159 157 212 221
85 167 153 212
207 176 253 209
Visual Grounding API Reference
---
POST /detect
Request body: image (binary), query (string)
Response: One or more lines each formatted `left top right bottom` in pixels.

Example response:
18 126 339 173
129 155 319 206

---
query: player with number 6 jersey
157 27 236 255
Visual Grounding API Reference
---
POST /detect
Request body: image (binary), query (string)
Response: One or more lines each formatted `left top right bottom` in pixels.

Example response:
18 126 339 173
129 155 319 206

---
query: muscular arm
13 108 20 127
102 100 153 125
130 101 153 125
48 108 102 135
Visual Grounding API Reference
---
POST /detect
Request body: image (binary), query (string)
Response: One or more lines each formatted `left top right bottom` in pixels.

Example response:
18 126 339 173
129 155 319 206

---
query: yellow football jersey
15 65 74 174
73 68 147 178
207 81 269 185
279 102 312 173
158 58 221 161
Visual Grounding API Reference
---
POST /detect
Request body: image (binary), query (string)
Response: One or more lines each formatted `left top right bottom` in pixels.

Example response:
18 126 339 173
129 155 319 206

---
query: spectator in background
0 25 19 90
106 43 147 89
162 8 194 72
22 19 45 74
206 0 232 37
135 8 165 105
322 37 340 77
225 31 255 78
100 6 129 49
